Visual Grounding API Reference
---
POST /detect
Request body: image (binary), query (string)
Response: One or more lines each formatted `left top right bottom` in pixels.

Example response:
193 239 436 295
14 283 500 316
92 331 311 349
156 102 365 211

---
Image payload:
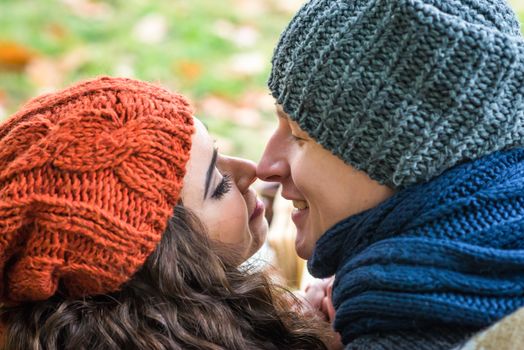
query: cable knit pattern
0 77 194 303
269 0 524 189
308 149 524 347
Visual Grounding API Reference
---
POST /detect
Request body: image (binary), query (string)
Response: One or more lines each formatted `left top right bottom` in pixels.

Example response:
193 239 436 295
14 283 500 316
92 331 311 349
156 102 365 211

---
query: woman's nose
256 131 289 183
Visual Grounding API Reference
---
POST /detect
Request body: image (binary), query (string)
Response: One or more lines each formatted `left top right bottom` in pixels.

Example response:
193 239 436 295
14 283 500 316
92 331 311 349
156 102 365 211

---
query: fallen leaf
214 20 235 39
199 95 263 127
239 90 275 112
133 13 168 44
270 0 303 13
233 26 260 48
0 40 38 69
173 60 203 82
214 136 234 154
46 23 69 40
0 105 6 122
59 47 90 72
61 0 113 19
213 20 260 48
113 56 136 78
231 107 262 127
232 0 269 17
199 96 236 121
227 52 266 76
0 91 7 121
25 48 91 90
25 57 62 90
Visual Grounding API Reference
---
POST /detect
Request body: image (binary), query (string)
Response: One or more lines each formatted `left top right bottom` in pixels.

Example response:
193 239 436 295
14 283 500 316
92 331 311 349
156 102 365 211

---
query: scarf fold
308 148 524 344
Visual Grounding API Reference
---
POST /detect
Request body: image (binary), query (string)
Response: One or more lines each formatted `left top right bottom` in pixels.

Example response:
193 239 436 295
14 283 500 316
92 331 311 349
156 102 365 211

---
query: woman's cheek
219 196 250 245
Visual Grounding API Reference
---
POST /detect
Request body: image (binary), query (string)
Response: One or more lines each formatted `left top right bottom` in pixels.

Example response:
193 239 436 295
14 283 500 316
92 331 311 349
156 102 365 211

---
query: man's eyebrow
204 147 218 199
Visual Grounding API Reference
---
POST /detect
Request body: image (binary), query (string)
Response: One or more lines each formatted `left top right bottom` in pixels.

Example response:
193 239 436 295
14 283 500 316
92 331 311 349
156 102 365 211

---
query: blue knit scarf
308 149 524 345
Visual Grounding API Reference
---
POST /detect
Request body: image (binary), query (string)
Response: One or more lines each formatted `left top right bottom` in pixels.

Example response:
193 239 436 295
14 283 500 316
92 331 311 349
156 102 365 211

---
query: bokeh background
0 0 523 161
0 0 305 162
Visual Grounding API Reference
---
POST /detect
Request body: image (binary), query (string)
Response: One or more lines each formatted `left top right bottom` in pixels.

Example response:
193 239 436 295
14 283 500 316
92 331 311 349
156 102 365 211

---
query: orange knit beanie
0 76 194 303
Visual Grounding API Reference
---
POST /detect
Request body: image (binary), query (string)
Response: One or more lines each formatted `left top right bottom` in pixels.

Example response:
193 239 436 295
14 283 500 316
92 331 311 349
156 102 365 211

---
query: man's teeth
292 200 308 210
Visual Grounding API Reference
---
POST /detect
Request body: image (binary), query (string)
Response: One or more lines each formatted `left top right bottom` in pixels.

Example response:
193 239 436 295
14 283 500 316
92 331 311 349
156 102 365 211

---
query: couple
3 0 524 349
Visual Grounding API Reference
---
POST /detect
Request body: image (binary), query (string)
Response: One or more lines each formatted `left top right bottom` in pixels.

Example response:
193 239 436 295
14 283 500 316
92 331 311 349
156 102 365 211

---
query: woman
0 76 332 349
257 0 524 348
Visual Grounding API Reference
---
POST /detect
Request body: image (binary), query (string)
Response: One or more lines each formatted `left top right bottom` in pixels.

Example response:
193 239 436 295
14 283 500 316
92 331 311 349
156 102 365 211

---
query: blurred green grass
0 0 291 93
1 0 524 160
0 0 298 160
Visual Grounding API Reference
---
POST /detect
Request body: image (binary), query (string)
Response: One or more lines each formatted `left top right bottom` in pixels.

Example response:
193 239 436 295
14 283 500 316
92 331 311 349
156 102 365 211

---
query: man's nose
256 131 290 183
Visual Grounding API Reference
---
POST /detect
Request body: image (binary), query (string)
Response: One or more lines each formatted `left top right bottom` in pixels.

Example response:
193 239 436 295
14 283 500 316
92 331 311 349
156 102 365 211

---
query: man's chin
295 234 313 260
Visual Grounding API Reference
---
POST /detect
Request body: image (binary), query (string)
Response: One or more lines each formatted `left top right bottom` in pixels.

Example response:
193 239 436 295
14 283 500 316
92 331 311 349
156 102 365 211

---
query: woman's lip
250 198 265 221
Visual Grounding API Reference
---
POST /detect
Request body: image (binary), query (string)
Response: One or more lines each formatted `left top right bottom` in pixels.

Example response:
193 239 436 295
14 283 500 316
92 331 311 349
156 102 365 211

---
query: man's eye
211 174 232 199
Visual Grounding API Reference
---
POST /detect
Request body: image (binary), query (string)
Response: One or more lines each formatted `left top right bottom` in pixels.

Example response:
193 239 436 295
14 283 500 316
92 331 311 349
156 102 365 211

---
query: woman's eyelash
211 174 232 199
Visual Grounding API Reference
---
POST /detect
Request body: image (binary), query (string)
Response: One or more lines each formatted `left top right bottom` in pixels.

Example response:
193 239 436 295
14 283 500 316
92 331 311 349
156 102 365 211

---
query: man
257 0 524 348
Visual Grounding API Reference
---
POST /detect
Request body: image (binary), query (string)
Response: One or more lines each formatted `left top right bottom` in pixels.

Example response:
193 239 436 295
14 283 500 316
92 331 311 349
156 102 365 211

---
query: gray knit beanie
269 0 524 189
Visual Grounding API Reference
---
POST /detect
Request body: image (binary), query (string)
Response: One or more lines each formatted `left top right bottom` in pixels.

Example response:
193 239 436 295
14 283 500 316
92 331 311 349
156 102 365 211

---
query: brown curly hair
1 205 331 350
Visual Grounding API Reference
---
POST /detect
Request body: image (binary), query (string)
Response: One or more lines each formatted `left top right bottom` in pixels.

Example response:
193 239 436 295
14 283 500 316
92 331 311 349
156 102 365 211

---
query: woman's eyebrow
204 147 218 199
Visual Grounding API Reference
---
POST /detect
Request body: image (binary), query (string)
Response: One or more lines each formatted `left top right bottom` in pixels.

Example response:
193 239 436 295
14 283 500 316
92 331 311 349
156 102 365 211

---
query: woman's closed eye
211 174 232 199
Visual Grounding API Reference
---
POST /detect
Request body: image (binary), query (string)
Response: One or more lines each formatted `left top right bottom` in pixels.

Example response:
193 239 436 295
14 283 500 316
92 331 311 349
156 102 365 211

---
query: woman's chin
242 225 267 262
251 218 268 247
